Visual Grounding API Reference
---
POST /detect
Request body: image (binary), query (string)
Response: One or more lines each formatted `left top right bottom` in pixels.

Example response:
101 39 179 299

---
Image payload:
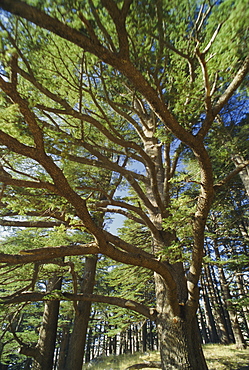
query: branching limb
213 55 249 116
195 49 212 118
95 199 158 234
214 161 249 190
0 238 178 311
198 55 249 139
98 207 145 225
88 0 117 52
0 76 44 151
202 23 223 55
101 0 132 59
0 172 58 193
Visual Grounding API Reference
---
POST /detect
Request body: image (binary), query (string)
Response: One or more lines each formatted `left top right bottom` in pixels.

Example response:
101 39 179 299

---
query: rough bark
155 274 208 370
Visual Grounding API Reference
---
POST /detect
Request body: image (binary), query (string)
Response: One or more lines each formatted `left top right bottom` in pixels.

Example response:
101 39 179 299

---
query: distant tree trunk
218 269 246 348
57 326 70 370
235 274 249 335
20 274 62 370
0 364 8 370
142 321 147 352
198 307 210 344
201 276 220 343
64 255 97 370
149 321 154 350
213 243 246 348
85 326 93 363
203 262 230 344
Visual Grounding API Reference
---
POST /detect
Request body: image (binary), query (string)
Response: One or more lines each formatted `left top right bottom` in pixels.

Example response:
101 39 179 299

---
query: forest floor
82 344 249 369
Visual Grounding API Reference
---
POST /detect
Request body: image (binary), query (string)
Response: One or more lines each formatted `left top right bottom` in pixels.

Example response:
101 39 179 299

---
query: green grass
82 344 249 370
203 344 249 370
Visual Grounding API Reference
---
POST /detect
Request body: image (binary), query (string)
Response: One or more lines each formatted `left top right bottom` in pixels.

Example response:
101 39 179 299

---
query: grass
82 344 249 369
203 344 249 370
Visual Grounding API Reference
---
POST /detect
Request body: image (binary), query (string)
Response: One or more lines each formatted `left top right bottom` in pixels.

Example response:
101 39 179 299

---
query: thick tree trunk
64 255 97 370
157 315 208 370
154 273 208 370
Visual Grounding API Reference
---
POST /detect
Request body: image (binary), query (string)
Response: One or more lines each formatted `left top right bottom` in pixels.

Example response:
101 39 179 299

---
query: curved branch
0 240 178 312
214 160 249 190
198 55 249 139
100 207 145 225
1 291 157 320
213 54 249 115
96 199 159 235
101 0 131 59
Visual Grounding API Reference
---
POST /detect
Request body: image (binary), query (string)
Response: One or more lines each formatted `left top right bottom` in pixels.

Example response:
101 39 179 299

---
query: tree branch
0 219 65 228
101 0 131 58
197 55 249 139
1 291 157 320
213 54 249 115
214 161 249 190
0 175 57 193
0 243 100 265
0 76 45 151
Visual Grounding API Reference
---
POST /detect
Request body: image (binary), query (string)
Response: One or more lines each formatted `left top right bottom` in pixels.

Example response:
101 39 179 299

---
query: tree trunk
24 274 62 370
142 321 147 352
156 312 208 369
64 255 97 370
57 326 70 370
201 276 220 343
235 273 249 335
198 307 210 344
154 274 208 370
204 263 230 343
